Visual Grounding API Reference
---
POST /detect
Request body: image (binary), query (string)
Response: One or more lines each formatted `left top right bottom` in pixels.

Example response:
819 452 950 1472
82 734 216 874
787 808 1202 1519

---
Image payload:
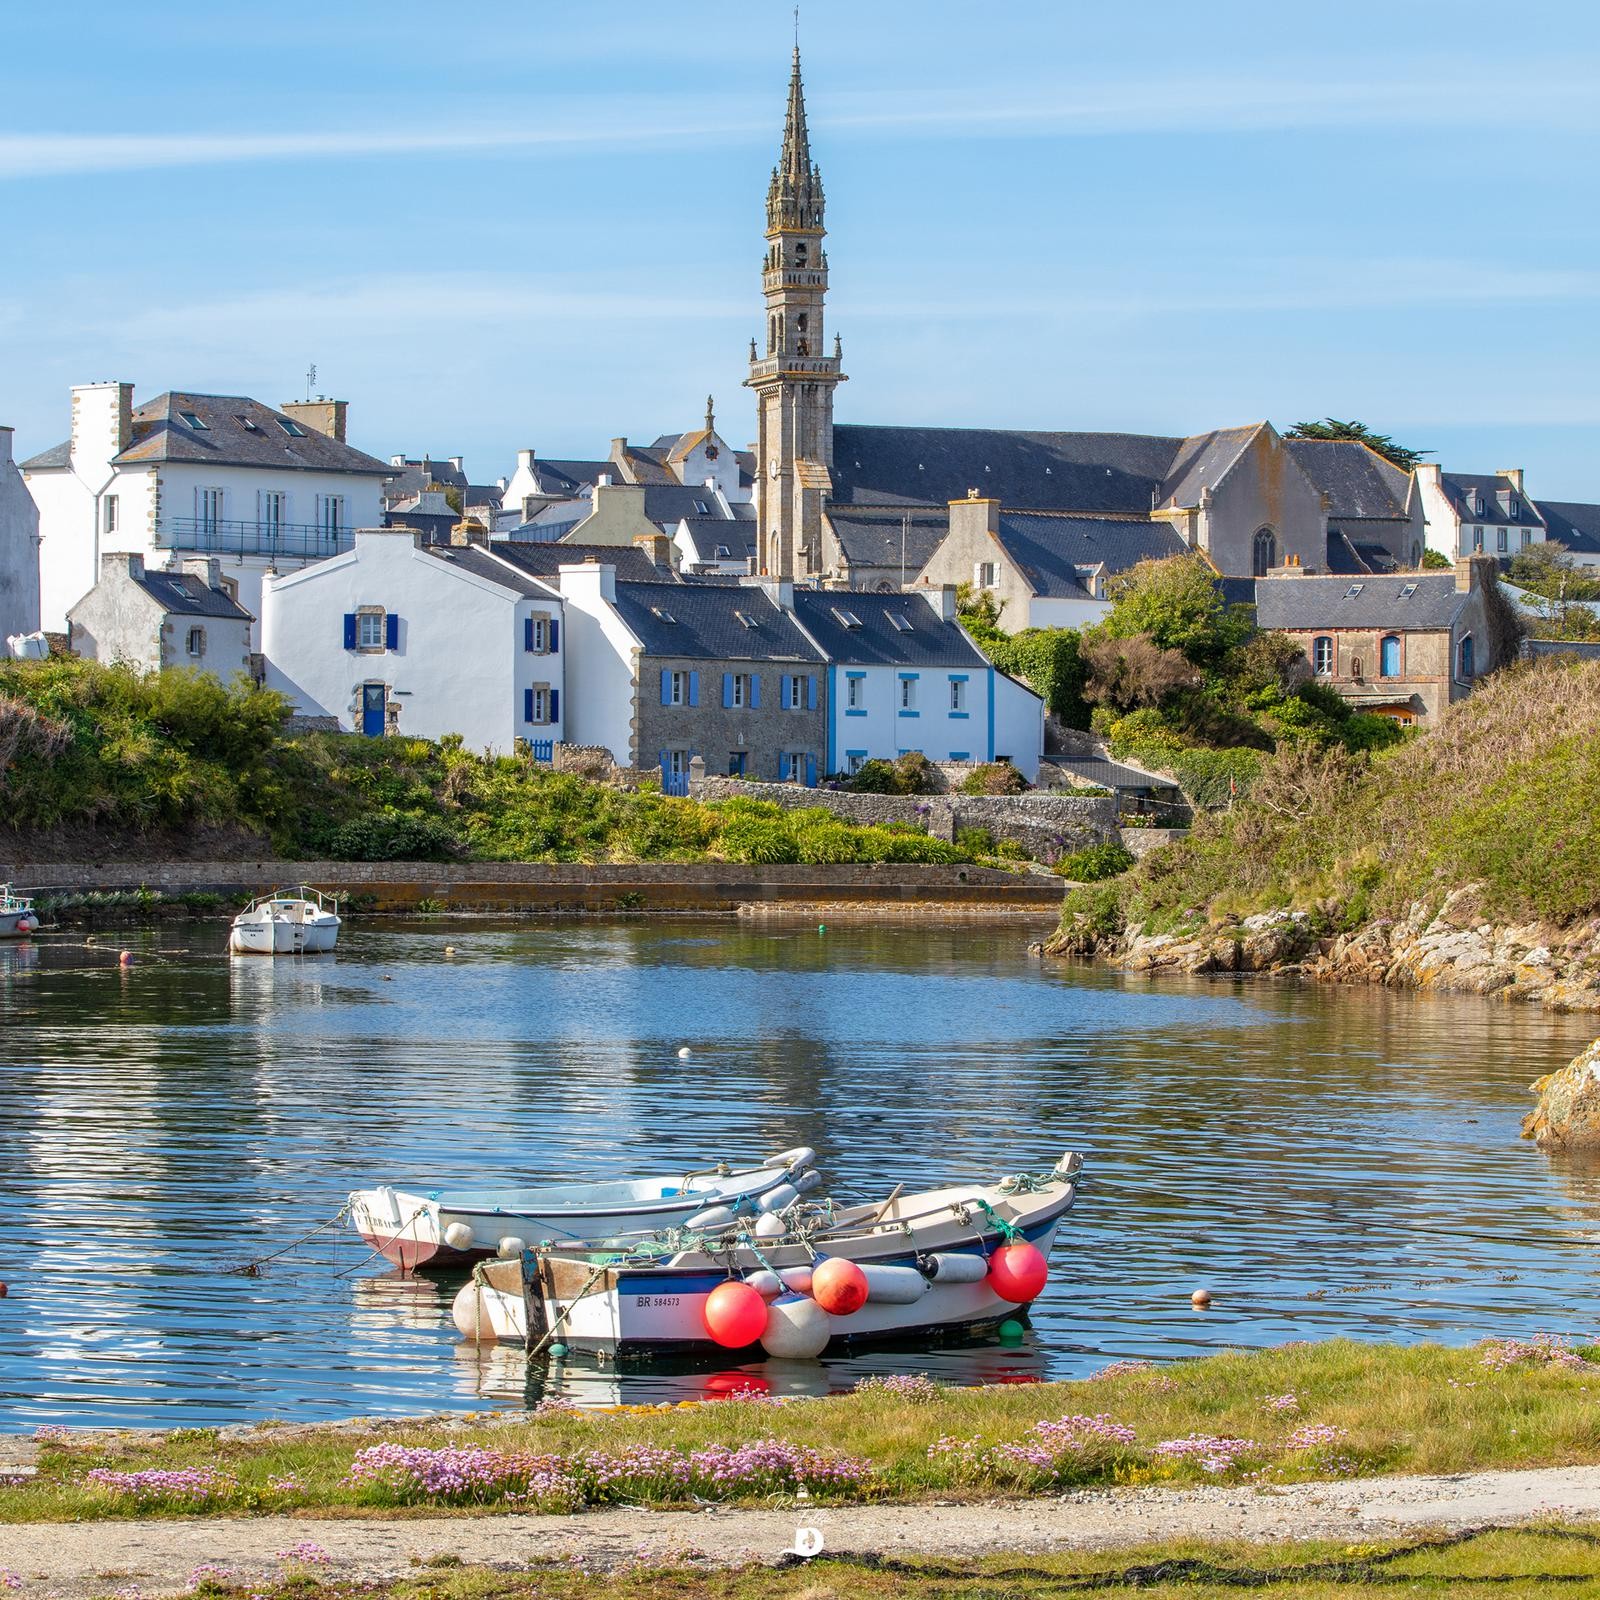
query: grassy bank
35 1529 1600 1600
1056 658 1600 945
0 661 978 868
7 1339 1600 1524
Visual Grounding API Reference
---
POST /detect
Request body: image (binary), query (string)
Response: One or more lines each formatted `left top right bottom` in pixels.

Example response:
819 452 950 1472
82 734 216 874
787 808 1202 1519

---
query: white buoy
743 1269 785 1301
677 1046 692 1059
756 1182 800 1214
857 1264 931 1305
443 1222 476 1252
779 1266 814 1295
497 1235 528 1260
451 1281 494 1342
753 1212 786 1239
920 1252 989 1284
760 1294 831 1359
683 1204 736 1232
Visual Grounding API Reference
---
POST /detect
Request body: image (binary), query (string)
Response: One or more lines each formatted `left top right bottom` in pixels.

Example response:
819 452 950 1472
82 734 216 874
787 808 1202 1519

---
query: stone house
1284 438 1425 572
67 552 253 677
558 565 827 784
1416 465 1547 564
1251 557 1506 724
1 424 41 646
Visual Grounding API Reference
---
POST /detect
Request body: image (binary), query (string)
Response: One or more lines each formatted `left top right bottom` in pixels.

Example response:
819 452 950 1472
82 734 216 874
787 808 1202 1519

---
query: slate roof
1253 573 1470 632
28 394 395 477
1159 426 1263 510
1441 471 1544 530
18 439 71 470
134 568 252 620
610 581 824 663
487 541 669 586
791 590 989 669
678 518 757 564
1046 754 1171 793
1537 500 1600 557
994 513 1186 598
825 507 948 575
1524 638 1600 662
382 457 469 501
524 459 613 497
1285 439 1411 520
642 483 745 525
422 544 556 599
829 425 1183 513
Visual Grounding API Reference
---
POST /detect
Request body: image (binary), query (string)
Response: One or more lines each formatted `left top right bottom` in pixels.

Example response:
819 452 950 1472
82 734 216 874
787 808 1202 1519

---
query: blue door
1379 635 1400 678
361 684 385 737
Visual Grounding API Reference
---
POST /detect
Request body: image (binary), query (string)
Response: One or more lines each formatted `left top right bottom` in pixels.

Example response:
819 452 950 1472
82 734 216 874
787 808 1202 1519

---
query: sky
2 0 1598 495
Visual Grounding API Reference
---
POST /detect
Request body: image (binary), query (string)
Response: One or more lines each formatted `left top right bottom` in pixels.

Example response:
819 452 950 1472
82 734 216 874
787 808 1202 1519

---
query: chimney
281 399 347 442
597 472 613 488
72 381 134 467
517 448 535 471
1456 554 1487 592
0 425 12 466
758 576 795 610
448 456 464 475
1415 462 1442 488
946 494 1001 541
107 550 143 581
1500 468 1525 493
178 556 223 591
450 521 473 548
560 560 617 603
390 454 406 467
921 584 957 623
634 532 674 569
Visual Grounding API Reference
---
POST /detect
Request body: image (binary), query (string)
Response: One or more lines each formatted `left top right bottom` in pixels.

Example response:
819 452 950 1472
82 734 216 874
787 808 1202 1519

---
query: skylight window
734 610 758 628
179 410 209 431
1343 583 1365 599
1399 582 1418 599
694 500 711 515
714 545 731 559
650 606 677 624
831 607 863 628
235 414 262 432
276 417 307 437
888 613 913 632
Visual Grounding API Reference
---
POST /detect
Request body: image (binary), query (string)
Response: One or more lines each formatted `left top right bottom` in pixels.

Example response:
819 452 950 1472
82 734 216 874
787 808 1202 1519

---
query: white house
1416 465 1547 563
67 553 253 677
1 425 41 645
21 384 394 632
261 528 565 754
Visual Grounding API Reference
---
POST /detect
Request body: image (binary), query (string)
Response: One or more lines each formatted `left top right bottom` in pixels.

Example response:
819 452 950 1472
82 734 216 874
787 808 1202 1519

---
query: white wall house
790 587 1045 781
1 425 41 645
1416 464 1547 563
67 553 254 677
21 383 393 632
261 528 565 755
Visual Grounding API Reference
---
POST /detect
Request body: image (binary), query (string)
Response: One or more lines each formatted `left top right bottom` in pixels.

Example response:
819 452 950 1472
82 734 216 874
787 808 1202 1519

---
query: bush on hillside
1055 841 1137 882
847 751 940 795
957 760 1029 795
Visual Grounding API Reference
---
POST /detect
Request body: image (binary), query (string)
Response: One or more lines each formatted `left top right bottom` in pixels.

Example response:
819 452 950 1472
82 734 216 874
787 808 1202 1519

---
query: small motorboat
350 1147 823 1272
0 886 40 939
228 886 340 956
452 1152 1082 1357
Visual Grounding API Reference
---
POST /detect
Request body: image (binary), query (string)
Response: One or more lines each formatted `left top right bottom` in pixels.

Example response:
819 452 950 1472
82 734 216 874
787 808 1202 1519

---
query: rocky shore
1523 1037 1600 1148
1049 884 1600 1012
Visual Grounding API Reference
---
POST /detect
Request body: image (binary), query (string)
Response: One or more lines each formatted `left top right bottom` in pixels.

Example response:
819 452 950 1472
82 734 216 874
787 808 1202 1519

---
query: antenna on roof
304 363 317 403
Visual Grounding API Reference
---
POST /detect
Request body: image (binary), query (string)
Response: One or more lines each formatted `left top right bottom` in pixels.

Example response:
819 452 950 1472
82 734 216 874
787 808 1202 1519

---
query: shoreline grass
8 1339 1600 1525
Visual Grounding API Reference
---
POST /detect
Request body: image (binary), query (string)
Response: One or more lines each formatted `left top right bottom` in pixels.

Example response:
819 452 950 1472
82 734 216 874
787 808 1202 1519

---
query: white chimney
560 560 617 604
517 448 535 471
922 584 957 623
448 456 464 474
0 425 12 466
72 381 134 469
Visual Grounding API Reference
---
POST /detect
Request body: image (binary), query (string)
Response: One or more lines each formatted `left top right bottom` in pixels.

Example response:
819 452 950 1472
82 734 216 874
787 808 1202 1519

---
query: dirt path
6 1466 1600 1596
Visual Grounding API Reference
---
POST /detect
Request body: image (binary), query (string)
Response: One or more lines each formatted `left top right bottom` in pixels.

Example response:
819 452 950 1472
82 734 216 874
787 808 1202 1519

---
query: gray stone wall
1119 826 1188 859
637 656 825 782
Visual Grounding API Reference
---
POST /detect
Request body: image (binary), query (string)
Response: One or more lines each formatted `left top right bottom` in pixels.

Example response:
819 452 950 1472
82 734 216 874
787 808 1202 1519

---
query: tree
1095 554 1253 667
1421 548 1451 570
1285 419 1429 472
1081 633 1200 712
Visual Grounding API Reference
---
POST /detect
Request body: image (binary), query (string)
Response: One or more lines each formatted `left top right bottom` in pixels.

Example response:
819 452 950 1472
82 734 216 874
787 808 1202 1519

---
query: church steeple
747 44 845 581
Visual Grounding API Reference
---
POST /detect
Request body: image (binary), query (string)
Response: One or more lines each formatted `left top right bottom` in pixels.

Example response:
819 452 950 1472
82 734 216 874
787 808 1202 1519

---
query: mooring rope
225 1202 352 1277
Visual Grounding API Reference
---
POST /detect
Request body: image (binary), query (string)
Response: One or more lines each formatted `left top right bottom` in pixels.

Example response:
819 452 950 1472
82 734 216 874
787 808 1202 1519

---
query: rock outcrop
1523 1038 1600 1147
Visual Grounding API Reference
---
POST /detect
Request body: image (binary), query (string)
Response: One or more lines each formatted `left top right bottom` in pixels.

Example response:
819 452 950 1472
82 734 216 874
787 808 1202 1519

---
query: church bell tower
746 47 846 580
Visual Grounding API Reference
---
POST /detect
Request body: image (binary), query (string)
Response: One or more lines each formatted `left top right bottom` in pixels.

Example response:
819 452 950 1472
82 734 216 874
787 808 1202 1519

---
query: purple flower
1154 1434 1257 1473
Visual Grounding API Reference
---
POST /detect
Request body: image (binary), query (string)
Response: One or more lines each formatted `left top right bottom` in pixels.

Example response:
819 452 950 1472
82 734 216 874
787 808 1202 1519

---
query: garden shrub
958 760 1028 795
1055 841 1137 882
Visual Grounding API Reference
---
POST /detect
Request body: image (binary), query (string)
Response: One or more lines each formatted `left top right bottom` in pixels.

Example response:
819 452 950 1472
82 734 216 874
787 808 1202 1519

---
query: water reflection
1 917 1596 1430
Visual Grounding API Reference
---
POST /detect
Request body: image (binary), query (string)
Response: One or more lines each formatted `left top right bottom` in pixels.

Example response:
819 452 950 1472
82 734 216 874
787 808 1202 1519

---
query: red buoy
811 1257 869 1316
988 1242 1049 1304
702 1281 767 1348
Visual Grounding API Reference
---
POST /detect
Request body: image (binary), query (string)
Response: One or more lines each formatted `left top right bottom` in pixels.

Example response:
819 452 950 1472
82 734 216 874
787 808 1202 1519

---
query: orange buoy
988 1242 1049 1304
702 1281 767 1348
118 950 134 967
811 1257 869 1316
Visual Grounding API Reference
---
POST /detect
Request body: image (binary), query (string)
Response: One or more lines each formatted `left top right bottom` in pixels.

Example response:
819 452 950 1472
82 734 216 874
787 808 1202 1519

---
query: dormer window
179 410 209 431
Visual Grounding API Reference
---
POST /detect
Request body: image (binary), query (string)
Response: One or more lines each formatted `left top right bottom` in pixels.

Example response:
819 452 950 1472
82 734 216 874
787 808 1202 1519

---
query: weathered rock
1523 1038 1600 1147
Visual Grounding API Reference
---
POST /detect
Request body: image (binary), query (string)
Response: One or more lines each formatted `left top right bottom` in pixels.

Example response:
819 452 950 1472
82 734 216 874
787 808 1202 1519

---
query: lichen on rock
1523 1038 1600 1148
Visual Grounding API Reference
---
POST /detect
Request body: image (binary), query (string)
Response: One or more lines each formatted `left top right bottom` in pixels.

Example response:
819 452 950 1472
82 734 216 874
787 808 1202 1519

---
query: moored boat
228 887 340 956
0 886 40 939
350 1147 823 1272
452 1152 1082 1357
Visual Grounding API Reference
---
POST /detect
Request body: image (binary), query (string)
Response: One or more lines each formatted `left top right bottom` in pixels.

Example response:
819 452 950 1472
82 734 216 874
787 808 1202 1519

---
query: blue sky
2 0 1598 495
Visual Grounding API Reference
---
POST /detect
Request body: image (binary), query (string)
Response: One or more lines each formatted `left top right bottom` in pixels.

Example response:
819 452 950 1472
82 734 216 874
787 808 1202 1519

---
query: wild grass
7 1340 1600 1524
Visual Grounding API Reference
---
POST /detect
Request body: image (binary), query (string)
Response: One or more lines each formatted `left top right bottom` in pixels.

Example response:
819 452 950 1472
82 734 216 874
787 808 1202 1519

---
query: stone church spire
747 45 845 582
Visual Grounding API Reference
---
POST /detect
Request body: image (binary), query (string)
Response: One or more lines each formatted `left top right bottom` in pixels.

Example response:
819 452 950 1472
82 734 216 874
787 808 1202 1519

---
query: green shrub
955 826 997 855
1055 841 1137 882
957 760 1028 795
325 810 459 862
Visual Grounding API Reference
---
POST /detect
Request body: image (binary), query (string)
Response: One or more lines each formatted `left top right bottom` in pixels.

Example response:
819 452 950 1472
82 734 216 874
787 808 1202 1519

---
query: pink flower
1286 1423 1348 1452
276 1541 331 1566
1154 1435 1257 1473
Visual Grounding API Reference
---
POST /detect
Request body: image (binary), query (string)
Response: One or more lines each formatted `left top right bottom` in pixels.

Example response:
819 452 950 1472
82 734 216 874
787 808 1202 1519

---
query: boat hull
0 911 39 939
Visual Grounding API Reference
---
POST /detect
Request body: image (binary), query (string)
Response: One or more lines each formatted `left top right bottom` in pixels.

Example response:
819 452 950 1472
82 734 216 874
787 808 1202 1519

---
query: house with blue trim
790 587 1044 780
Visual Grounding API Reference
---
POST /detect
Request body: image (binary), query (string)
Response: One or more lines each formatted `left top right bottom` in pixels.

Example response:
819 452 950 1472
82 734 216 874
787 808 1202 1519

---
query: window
846 675 864 711
276 417 307 437
1252 527 1279 578
785 673 806 709
1399 582 1418 600
103 495 118 534
733 610 758 629
1509 496 1521 518
783 751 805 783
1379 634 1401 679
1472 526 1484 552
1458 634 1476 680
694 500 712 515
1411 541 1422 568
185 626 205 659
730 673 748 708
317 495 345 538
728 752 747 777
1312 636 1334 676
669 670 690 706
845 751 866 776
526 686 548 724
525 615 548 654
650 606 677 624
196 486 224 531
714 545 731 559
1521 529 1533 549
949 677 967 713
357 611 386 650
179 410 209 431
831 607 863 628
261 490 286 533
888 614 913 633
1343 583 1364 599
899 676 917 712
976 561 999 589
1497 527 1509 553
235 414 262 433
666 749 689 780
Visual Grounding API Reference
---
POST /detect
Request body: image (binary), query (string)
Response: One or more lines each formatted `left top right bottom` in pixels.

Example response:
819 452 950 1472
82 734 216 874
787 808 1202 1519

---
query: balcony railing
155 518 354 560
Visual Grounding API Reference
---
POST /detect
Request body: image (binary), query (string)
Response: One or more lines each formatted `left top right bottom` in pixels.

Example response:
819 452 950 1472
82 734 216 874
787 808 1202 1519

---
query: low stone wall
2 858 1068 914
1119 827 1189 859
690 776 1119 857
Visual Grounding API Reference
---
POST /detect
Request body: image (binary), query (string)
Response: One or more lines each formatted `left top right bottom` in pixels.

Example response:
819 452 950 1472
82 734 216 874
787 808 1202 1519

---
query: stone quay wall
1 858 1068 914
690 775 1119 858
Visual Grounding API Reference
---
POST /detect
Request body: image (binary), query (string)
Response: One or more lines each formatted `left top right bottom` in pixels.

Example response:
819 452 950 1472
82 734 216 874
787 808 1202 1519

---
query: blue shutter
750 674 761 709
384 613 399 650
807 674 818 710
524 617 534 653
524 688 534 723
549 688 559 723
660 670 671 706
658 750 668 782
343 613 357 649
805 755 817 787
548 618 559 652
688 670 700 707
723 672 734 709
780 675 791 709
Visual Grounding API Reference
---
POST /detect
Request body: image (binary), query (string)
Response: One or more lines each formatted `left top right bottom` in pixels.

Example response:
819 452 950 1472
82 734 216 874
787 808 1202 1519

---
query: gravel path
5 1466 1600 1596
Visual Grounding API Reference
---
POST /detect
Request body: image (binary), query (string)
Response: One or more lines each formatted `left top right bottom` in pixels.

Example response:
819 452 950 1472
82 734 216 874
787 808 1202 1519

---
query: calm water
3 916 1600 1431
